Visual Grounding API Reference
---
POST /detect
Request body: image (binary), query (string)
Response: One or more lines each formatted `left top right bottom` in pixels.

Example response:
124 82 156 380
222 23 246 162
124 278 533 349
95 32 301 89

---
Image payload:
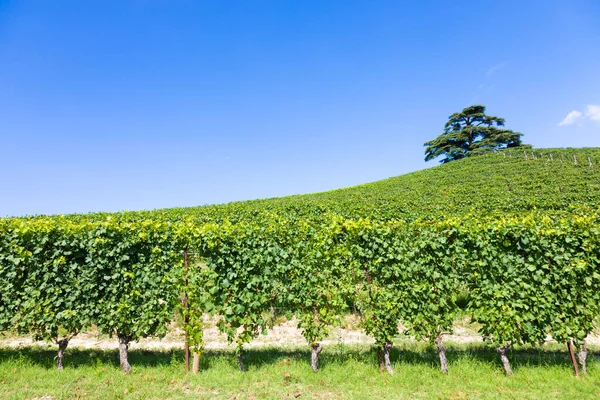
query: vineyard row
1 213 599 376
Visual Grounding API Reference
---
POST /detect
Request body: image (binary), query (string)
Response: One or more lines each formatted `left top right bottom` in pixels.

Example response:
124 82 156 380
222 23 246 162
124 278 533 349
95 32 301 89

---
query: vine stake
184 248 190 375
568 339 580 378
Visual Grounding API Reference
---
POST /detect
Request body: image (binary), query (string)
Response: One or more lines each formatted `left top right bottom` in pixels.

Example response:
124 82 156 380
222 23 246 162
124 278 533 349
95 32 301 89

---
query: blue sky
1 0 599 217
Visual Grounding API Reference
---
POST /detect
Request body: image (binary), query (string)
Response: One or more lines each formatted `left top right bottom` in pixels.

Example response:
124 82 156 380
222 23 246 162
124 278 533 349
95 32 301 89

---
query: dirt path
2 318 599 351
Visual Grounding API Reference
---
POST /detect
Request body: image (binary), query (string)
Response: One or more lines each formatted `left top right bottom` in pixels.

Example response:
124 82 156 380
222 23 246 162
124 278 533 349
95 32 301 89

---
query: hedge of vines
1 212 599 375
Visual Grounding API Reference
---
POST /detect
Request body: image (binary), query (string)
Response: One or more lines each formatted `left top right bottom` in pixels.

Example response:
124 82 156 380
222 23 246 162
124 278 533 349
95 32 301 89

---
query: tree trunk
576 340 588 375
237 350 246 372
496 346 512 375
56 338 69 370
118 334 132 373
311 343 323 372
192 352 201 374
383 342 394 375
435 336 448 374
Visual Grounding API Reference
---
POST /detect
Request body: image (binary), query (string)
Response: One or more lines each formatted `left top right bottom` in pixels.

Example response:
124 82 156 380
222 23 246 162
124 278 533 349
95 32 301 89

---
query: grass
1 342 598 399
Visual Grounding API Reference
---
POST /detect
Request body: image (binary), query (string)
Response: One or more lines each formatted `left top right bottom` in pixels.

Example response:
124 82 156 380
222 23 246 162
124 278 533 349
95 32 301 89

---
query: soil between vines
2 317 599 351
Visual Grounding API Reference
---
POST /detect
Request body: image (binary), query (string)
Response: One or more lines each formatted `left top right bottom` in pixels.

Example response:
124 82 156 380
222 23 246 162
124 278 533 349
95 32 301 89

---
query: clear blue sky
2 1 599 217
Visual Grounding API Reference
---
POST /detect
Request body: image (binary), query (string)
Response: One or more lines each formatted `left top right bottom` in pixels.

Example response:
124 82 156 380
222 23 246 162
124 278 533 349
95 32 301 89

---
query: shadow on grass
0 343 596 373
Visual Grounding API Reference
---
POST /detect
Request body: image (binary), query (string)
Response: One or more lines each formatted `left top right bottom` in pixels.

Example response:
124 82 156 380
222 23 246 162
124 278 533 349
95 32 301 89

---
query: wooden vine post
567 339 580 378
184 248 190 375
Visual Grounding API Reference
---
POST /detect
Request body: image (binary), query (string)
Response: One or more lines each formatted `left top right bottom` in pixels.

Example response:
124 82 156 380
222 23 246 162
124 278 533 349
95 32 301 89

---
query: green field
1 342 599 399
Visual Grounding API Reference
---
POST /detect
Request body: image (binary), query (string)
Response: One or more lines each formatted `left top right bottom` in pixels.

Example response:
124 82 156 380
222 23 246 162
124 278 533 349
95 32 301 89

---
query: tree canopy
424 105 524 163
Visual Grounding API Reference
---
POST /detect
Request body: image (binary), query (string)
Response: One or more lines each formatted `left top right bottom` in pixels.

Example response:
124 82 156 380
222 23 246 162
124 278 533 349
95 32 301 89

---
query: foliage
87 220 181 342
0 219 93 342
180 251 208 356
346 220 404 347
545 216 600 346
466 217 559 347
395 221 465 343
424 105 524 163
290 219 350 347
4 212 599 366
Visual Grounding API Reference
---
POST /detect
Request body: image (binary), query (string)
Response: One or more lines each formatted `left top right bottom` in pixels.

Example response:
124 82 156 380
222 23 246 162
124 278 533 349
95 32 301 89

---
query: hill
108 147 600 224
17 147 598 224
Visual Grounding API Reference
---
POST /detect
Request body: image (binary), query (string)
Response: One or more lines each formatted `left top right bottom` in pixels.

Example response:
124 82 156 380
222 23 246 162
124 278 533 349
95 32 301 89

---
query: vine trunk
311 343 323 372
118 334 132 373
56 338 69 370
496 347 512 375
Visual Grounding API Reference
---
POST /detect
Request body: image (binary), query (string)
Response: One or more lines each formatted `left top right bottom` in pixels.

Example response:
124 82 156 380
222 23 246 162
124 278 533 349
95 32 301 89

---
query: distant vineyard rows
17 148 593 239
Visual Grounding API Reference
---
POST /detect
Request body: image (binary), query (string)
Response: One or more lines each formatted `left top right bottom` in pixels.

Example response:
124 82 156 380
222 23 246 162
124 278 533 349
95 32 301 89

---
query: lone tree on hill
424 105 524 163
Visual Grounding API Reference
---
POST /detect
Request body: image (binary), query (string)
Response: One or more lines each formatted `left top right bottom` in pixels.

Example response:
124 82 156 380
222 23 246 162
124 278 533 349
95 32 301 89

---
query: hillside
21 147 598 224
100 147 600 224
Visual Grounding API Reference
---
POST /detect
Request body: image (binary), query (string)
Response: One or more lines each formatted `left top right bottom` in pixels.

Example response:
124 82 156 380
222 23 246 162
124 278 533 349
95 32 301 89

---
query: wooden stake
568 339 580 378
184 248 190 375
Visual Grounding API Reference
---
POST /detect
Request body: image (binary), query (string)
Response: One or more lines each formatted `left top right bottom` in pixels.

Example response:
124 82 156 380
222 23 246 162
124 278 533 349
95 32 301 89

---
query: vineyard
1 147 600 382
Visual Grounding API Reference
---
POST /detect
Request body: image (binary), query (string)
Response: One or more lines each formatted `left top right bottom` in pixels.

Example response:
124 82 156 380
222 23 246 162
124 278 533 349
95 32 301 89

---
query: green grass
1 343 598 399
